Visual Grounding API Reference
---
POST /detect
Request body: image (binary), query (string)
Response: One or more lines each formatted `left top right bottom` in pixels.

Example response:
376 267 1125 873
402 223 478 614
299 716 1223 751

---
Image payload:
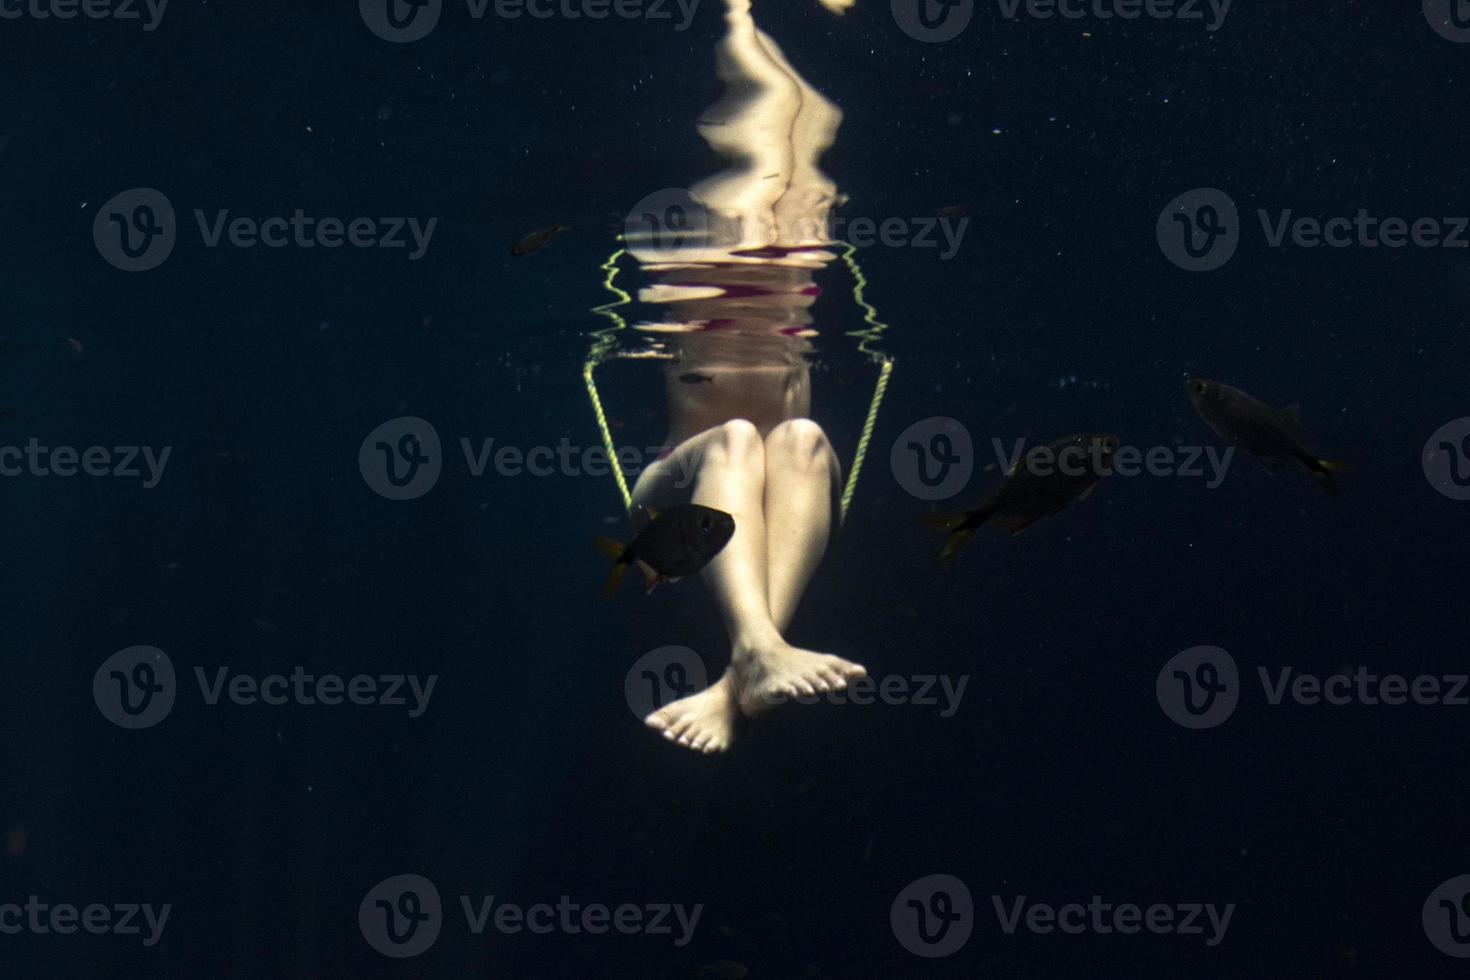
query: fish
510 223 569 256
679 372 714 384
1183 375 1347 495
58 336 84 355
595 504 735 597
924 434 1119 561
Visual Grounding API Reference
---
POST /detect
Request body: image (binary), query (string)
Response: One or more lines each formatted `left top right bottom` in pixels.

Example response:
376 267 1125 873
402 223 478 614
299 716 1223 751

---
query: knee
766 418 833 470
707 419 764 464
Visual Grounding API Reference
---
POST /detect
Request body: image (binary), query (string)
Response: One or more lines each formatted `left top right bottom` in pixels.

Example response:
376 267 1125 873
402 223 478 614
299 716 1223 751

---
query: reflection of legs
764 419 839 632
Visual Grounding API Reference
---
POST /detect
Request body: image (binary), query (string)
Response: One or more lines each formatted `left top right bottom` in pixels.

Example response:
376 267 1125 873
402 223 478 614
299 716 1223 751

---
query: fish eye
1193 381 1207 395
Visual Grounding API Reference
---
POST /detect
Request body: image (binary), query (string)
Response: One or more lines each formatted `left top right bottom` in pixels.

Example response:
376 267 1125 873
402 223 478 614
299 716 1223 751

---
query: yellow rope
584 247 635 511
583 242 894 520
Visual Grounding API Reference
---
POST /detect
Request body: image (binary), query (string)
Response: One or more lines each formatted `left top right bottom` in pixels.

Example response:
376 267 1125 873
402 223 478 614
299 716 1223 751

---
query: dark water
3 2 1469 977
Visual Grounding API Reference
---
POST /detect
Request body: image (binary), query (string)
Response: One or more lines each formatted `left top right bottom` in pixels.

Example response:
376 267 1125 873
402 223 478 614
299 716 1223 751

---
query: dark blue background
2 0 1468 976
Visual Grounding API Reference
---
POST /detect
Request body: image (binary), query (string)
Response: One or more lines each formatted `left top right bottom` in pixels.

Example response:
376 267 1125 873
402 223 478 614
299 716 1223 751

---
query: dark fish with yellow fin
924 433 1119 561
1183 375 1347 495
510 223 569 256
596 504 735 597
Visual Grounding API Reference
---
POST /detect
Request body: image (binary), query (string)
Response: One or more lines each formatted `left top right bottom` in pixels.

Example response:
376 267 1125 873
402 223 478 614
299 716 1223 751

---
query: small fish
924 434 1119 561
58 336 83 355
1184 375 1347 495
679 372 714 384
698 962 749 980
510 223 569 256
596 504 735 597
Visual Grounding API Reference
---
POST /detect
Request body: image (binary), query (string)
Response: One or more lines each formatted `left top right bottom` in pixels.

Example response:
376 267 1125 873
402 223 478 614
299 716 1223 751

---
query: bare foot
645 670 740 753
731 637 866 718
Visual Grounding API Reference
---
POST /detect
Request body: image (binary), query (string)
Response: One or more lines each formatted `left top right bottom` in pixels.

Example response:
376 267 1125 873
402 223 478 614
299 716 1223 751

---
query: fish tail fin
596 537 629 597
1309 458 1349 497
922 508 990 562
638 561 660 593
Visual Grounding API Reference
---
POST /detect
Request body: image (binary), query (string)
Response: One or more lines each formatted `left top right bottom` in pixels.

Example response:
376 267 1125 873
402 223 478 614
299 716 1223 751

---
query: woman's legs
634 418 863 752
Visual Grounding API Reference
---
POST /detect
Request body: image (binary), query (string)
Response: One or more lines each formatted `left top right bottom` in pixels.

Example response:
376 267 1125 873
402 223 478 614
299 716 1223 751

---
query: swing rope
583 243 893 521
